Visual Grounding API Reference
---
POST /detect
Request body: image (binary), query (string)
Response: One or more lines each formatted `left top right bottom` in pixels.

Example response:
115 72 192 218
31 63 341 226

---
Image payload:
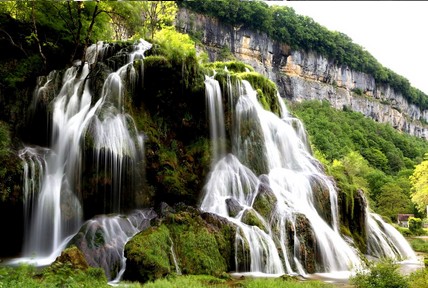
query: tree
376 183 412 222
141 1 177 40
410 154 428 214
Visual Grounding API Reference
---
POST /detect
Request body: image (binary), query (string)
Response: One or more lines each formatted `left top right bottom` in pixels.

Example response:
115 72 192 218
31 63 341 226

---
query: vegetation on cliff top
180 0 428 110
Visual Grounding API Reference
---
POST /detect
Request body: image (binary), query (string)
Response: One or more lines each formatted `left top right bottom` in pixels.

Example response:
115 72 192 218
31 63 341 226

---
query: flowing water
201 75 418 276
15 40 152 268
11 39 419 281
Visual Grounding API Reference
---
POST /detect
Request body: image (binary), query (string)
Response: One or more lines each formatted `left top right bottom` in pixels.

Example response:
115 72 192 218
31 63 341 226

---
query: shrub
408 217 424 236
350 259 408 288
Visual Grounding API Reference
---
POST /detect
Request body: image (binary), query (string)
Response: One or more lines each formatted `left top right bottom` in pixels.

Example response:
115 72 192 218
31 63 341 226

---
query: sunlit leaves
410 154 428 213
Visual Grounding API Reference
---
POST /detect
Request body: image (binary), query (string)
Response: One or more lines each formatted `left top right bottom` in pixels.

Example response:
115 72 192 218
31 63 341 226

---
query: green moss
166 212 227 276
237 71 280 115
125 209 234 282
241 209 267 232
253 184 277 220
204 61 254 73
124 225 172 282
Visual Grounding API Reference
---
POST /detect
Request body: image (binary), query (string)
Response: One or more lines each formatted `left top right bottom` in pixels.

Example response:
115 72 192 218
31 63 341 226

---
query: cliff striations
176 8 428 139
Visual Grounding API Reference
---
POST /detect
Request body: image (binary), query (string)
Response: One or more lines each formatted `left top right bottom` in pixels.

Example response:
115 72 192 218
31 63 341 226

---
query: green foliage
142 275 227 288
410 154 428 213
291 100 428 218
153 27 196 63
352 87 364 96
241 277 333 288
237 72 280 115
125 210 232 282
204 61 254 73
125 225 173 282
350 259 408 288
409 238 428 253
167 212 227 276
180 0 428 110
142 274 333 288
376 183 413 222
408 268 428 288
0 121 11 160
408 217 424 235
0 264 109 288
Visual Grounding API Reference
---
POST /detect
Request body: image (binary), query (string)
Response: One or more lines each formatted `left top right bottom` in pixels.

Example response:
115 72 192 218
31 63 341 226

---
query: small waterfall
18 39 152 264
69 209 157 282
169 237 182 275
205 75 226 163
367 213 417 261
201 75 416 276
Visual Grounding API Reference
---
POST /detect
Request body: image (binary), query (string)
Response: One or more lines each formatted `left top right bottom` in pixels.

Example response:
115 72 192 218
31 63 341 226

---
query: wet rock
51 246 89 271
253 182 277 220
68 209 156 280
226 197 243 217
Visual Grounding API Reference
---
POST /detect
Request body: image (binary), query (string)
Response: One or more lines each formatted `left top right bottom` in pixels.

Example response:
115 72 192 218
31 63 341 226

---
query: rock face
176 8 428 139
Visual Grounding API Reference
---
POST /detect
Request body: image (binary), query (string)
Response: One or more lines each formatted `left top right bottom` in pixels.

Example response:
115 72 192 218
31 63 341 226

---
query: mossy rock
166 210 228 276
241 209 267 232
236 71 280 115
124 225 172 282
204 61 254 73
50 246 89 271
294 213 319 273
253 182 277 220
124 207 236 282
235 228 251 272
226 198 243 218
309 175 332 227
235 102 269 175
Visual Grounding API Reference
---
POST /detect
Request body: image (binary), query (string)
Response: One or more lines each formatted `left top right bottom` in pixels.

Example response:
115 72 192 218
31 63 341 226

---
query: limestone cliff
176 8 428 139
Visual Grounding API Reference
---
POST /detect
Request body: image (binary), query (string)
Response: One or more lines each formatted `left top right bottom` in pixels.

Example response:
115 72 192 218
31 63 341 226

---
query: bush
408 268 428 288
408 217 424 236
350 259 408 288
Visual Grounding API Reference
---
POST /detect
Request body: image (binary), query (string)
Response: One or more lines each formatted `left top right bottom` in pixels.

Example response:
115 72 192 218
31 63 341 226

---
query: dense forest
1 1 428 287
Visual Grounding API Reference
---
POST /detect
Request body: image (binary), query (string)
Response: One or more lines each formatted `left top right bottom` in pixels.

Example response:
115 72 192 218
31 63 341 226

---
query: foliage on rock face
124 207 235 283
129 33 209 206
180 0 428 110
124 225 172 282
291 100 427 221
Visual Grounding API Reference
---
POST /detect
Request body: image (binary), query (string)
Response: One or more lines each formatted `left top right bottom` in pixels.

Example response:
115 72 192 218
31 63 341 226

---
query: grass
142 275 334 288
408 238 428 253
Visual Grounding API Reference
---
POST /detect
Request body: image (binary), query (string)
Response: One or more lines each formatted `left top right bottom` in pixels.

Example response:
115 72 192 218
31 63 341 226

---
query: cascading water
201 74 417 277
15 40 152 266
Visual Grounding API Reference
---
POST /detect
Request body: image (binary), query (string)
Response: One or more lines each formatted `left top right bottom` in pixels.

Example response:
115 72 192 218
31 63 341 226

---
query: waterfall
201 76 417 276
17 40 152 265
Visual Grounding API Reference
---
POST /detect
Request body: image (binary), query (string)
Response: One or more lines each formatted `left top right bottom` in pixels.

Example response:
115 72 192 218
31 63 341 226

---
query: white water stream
15 40 152 268
201 75 418 276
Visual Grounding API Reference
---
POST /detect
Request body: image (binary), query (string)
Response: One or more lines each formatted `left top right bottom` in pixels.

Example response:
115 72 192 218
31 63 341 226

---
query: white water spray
201 75 416 276
18 40 152 265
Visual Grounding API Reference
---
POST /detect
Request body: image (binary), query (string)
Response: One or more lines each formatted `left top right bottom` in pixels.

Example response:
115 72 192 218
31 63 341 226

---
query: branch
0 28 28 56
31 1 47 68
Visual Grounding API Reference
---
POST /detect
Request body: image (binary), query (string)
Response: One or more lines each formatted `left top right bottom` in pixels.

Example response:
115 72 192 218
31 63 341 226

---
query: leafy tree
376 183 413 222
410 154 428 214
141 1 178 40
